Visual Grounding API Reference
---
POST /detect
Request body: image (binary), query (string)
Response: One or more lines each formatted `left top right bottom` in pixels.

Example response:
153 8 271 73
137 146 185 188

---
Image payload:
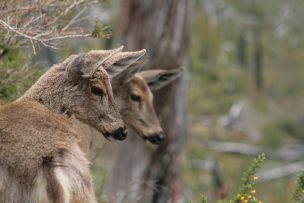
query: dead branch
191 158 304 184
0 19 57 51
206 140 304 162
256 162 304 183
0 0 99 53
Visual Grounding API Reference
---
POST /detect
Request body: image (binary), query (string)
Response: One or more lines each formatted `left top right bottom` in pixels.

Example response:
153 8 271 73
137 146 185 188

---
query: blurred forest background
1 0 304 203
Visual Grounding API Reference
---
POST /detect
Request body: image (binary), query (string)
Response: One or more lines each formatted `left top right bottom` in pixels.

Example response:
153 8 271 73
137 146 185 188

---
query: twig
30 39 36 55
0 19 57 50
44 33 92 41
61 7 86 32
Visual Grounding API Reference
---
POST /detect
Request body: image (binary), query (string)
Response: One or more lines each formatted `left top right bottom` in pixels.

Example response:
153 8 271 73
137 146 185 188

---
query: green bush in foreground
293 171 304 203
188 153 266 203
229 153 265 203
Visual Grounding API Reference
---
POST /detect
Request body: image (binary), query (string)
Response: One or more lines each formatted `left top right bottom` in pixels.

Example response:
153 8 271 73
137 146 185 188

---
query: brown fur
0 48 147 202
76 68 184 160
0 101 96 202
0 100 5 106
113 68 184 144
17 47 146 138
114 75 163 139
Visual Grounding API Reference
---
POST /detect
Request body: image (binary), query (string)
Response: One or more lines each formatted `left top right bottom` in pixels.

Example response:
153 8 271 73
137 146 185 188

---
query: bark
106 0 191 202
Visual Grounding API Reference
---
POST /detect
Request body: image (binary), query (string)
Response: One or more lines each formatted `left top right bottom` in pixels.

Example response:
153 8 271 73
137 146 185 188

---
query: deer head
112 67 184 144
62 47 146 141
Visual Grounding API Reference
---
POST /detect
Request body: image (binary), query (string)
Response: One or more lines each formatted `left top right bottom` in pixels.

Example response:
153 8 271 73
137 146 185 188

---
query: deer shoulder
0 101 96 203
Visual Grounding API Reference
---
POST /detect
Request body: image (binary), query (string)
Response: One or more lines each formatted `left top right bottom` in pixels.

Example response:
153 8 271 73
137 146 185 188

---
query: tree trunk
106 0 191 202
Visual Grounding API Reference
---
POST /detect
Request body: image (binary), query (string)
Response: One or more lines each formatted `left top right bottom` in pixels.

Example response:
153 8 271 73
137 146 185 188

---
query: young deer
0 101 97 203
14 45 182 160
75 66 184 160
17 46 146 140
0 48 146 202
112 67 184 144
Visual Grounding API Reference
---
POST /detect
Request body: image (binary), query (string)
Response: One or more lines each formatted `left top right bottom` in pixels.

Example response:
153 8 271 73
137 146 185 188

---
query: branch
256 162 304 183
44 33 92 41
0 0 101 53
0 19 57 50
61 7 86 32
206 140 304 162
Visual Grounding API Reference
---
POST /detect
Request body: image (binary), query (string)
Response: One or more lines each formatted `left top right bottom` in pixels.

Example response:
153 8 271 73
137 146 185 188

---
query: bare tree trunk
106 0 191 202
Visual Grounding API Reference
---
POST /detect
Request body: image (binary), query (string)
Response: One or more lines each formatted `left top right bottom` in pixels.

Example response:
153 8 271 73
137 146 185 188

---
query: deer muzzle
111 127 128 140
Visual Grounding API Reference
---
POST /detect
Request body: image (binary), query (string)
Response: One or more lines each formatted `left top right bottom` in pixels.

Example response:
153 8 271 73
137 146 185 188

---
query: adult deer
0 47 145 202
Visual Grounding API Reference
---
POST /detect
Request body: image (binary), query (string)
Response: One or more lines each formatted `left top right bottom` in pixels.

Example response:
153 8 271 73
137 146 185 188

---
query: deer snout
145 132 165 145
112 127 128 140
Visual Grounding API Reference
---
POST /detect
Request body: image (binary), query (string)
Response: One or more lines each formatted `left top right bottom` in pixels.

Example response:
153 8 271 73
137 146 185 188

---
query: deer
0 47 146 202
0 100 98 203
76 66 184 160
12 45 182 160
17 46 145 140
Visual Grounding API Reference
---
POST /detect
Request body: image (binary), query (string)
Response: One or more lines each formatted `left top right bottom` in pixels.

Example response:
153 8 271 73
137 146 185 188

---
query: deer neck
17 62 68 114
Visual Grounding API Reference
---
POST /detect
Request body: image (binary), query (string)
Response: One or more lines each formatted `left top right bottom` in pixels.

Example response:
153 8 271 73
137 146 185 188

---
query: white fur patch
54 168 71 203
32 170 51 203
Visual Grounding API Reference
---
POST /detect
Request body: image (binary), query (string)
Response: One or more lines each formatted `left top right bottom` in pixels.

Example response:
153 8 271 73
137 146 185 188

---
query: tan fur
17 48 146 138
74 73 163 160
0 101 96 203
114 68 184 144
0 48 147 202
115 74 163 139
76 68 184 160
0 100 6 106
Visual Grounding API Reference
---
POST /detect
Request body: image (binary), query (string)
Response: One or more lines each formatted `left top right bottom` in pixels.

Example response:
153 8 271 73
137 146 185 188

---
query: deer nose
146 132 165 145
112 127 127 140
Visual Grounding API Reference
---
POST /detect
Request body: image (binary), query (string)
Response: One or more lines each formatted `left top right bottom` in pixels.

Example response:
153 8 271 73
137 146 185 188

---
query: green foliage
230 153 266 203
261 116 304 149
188 12 246 117
293 171 304 203
187 2 304 200
261 122 285 148
0 48 43 101
92 20 111 39
200 195 208 203
187 195 208 203
186 154 266 203
278 119 304 140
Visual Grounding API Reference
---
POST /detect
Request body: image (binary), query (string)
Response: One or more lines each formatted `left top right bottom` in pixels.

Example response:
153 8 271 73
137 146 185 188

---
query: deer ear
66 47 146 83
111 56 146 88
137 68 184 91
87 46 125 63
104 49 146 78
66 54 86 83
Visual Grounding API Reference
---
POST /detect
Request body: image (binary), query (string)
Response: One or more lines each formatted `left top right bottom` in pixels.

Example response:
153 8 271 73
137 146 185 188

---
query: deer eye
91 86 103 97
130 94 141 102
